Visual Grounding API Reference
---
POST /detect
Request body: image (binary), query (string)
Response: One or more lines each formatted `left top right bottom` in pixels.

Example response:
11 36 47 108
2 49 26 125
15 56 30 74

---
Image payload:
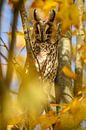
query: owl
31 9 58 83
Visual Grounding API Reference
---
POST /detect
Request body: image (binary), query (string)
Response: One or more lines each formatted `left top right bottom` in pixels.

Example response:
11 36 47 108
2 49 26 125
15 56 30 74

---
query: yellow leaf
55 0 73 8
33 111 58 130
61 19 71 34
78 87 86 95
56 7 72 33
81 58 86 64
82 12 86 22
78 44 86 52
43 0 57 12
8 114 23 125
78 44 86 65
61 105 70 113
81 53 86 64
70 4 79 28
6 31 25 48
61 101 78 114
70 99 81 114
56 11 63 22
31 0 58 15
56 1 79 33
55 97 86 129
7 125 15 130
16 55 26 63
83 59 86 64
62 66 77 79
31 0 44 9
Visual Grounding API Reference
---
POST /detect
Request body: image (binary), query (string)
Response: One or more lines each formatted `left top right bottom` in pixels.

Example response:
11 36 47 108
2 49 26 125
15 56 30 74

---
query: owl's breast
32 42 50 70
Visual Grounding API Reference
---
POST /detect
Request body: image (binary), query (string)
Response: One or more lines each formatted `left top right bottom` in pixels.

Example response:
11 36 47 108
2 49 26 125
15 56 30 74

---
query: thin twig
5 1 22 87
17 45 25 56
0 0 4 81
0 63 8 66
19 1 30 55
0 48 24 79
0 52 8 62
0 37 9 51
9 89 18 95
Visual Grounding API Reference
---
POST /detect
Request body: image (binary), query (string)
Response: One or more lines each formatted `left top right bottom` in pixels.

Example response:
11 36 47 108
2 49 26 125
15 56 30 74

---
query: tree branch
5 1 21 88
74 0 85 96
55 25 73 105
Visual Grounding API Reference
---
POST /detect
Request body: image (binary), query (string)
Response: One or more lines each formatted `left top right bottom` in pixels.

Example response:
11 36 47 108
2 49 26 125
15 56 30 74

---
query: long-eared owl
31 9 58 83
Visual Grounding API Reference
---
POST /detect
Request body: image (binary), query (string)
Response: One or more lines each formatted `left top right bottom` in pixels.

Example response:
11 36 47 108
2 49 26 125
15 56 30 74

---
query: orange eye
36 27 39 34
36 24 40 34
46 27 52 34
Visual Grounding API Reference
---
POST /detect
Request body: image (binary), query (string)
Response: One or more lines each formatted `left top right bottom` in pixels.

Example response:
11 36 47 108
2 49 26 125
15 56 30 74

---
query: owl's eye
46 28 52 34
46 24 52 34
36 24 40 34
36 26 39 34
46 27 52 34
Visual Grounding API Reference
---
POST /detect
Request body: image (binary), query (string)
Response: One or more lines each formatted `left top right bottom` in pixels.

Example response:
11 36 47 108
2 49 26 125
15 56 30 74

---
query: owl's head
33 9 56 42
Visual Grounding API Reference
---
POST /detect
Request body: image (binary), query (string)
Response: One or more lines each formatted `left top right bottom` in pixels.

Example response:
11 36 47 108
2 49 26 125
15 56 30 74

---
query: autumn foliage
0 0 86 130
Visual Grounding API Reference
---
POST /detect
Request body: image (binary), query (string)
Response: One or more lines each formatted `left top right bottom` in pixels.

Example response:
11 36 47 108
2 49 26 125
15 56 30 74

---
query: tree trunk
19 1 31 56
0 76 7 130
55 27 73 105
19 1 37 130
0 1 7 129
74 0 85 96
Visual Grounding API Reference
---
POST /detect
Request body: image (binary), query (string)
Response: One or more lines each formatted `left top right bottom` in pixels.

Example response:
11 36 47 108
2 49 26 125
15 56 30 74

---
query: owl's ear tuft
49 10 56 22
34 9 40 21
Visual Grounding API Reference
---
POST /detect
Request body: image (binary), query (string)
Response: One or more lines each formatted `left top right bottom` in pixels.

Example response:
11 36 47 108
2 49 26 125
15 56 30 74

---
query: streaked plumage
31 9 58 83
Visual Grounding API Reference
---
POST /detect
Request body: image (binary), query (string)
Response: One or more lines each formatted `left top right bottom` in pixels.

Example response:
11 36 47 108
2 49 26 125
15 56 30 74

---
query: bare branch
55 25 73 104
0 52 8 62
0 37 9 51
5 1 22 87
74 0 85 96
19 1 31 55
